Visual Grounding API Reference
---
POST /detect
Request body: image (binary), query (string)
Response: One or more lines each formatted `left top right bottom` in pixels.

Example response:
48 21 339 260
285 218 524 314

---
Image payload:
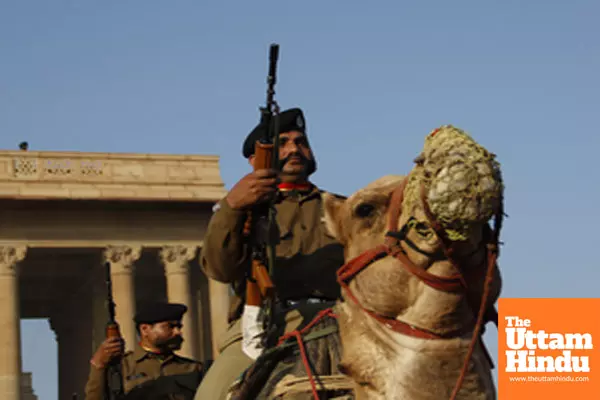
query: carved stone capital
0 246 27 276
159 245 197 275
103 245 142 274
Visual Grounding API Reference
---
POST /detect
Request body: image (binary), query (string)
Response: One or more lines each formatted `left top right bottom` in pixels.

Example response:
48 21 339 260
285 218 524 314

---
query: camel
227 125 504 400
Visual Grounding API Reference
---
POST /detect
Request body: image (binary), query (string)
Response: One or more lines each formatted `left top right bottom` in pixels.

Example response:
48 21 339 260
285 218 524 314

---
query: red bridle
335 176 503 399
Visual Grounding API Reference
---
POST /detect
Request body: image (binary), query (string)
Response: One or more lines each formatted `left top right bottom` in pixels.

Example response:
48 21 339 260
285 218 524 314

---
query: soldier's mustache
278 153 307 168
158 335 183 350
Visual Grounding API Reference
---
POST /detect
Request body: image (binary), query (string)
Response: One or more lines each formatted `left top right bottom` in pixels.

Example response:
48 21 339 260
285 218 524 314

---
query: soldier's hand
226 169 279 210
90 337 124 369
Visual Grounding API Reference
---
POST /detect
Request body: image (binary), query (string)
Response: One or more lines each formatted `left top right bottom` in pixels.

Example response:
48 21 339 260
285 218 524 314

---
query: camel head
323 174 417 316
322 125 504 398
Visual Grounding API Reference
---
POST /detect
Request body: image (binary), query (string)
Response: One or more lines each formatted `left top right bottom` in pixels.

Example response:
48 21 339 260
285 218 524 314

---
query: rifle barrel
268 44 279 86
265 43 279 116
105 262 116 323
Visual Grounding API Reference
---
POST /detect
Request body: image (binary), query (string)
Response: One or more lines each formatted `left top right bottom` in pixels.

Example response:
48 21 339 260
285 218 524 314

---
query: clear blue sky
2 1 598 398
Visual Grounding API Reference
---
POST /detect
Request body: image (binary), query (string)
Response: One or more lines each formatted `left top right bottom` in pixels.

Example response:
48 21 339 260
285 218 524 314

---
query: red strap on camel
336 245 472 339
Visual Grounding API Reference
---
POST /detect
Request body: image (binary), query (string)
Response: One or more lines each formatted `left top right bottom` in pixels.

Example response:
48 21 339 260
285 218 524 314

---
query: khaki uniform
195 187 345 400
84 344 204 400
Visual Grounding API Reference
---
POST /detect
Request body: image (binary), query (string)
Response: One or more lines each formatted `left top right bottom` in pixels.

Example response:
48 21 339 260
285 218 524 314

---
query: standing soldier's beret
134 302 188 325
242 107 307 158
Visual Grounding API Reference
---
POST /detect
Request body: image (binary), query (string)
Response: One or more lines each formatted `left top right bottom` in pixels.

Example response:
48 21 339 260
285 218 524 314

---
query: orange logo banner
498 298 599 399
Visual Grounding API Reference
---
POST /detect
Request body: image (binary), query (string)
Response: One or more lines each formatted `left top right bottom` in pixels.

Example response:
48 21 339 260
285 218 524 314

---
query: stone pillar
159 245 198 359
0 245 26 400
103 245 141 352
208 278 230 357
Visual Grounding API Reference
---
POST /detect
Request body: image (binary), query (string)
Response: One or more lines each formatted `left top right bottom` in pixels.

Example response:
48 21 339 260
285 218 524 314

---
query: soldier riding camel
194 107 347 399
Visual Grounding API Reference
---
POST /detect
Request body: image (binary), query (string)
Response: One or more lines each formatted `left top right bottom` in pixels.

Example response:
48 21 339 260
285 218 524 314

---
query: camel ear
322 192 345 241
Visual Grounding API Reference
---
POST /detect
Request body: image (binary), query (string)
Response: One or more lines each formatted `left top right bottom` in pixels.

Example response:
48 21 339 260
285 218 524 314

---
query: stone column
159 245 198 359
208 278 230 357
0 246 26 400
103 245 141 352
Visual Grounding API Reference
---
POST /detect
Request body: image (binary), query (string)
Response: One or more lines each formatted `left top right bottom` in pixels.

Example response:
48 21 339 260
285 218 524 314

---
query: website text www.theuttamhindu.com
508 375 590 383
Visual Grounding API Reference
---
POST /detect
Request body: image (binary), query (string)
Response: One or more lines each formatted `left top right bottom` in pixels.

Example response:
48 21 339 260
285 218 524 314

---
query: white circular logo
297 116 304 128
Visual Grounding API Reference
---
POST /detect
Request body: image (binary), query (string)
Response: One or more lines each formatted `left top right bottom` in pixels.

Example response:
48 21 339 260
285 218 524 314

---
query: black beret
242 107 307 158
134 302 187 325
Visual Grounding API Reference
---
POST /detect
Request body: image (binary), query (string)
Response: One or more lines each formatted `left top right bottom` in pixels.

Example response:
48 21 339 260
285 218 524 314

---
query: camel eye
355 203 375 218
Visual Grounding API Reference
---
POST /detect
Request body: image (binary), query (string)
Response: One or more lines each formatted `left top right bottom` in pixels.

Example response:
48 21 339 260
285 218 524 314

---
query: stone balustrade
0 150 227 201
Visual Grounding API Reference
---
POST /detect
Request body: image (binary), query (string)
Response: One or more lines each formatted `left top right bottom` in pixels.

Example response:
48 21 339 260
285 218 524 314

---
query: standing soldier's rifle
243 43 281 348
104 261 125 400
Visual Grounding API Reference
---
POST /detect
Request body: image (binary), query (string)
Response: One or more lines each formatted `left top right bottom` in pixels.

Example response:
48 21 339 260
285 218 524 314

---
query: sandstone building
0 148 230 399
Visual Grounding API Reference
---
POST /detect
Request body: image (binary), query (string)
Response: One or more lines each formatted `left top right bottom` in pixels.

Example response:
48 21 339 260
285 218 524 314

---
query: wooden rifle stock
246 260 275 306
253 260 274 298
106 321 121 340
244 141 276 307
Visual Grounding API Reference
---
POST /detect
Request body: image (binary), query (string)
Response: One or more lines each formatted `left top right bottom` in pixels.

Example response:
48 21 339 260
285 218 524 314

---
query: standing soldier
84 302 205 400
194 107 346 399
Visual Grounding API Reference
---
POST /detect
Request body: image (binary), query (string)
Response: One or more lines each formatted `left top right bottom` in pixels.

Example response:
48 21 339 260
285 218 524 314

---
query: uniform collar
134 342 174 363
277 182 314 193
277 182 320 203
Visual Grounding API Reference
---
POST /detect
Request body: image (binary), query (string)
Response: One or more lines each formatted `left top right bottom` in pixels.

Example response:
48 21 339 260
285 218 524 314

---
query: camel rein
335 176 503 400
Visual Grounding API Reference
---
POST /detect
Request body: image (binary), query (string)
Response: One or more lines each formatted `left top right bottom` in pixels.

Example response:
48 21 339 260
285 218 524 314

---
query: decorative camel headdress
405 124 504 241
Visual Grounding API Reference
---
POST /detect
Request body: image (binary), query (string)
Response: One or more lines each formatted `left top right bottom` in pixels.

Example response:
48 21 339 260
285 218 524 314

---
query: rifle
104 261 125 400
242 43 281 347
